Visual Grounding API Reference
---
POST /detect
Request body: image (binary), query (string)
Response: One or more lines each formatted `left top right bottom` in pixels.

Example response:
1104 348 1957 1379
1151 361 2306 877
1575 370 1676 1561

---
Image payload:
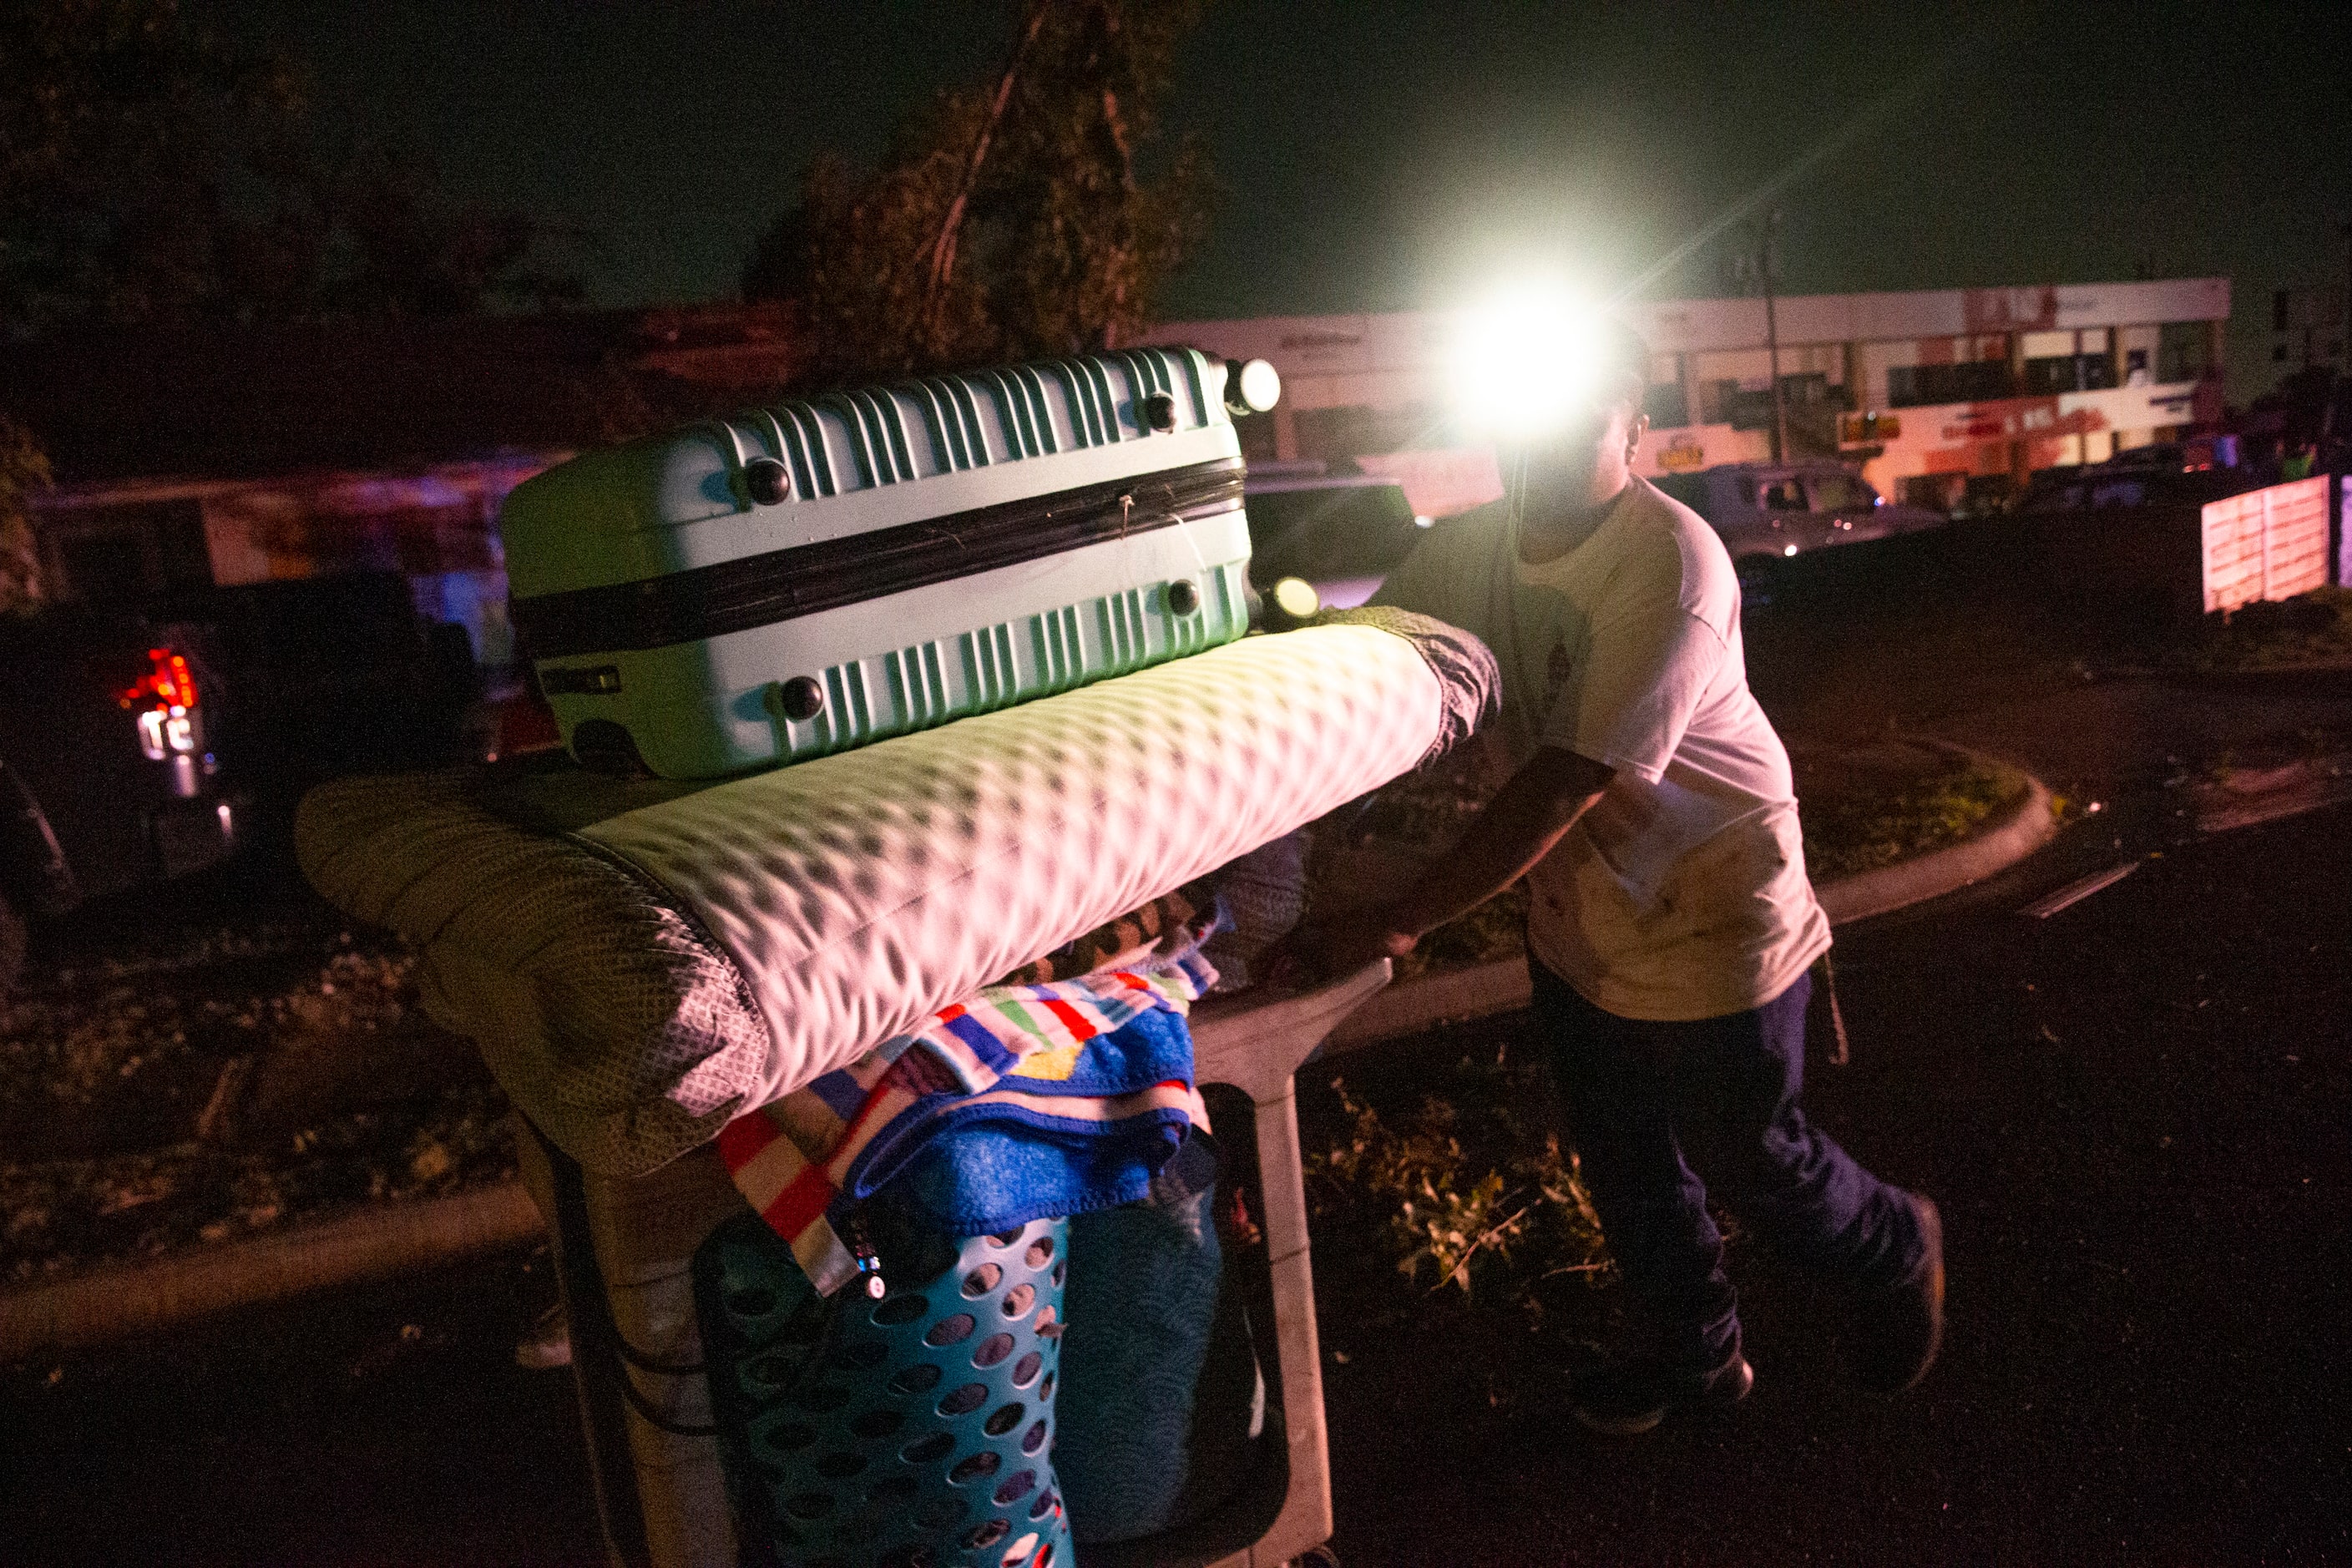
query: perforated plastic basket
694 1209 1074 1568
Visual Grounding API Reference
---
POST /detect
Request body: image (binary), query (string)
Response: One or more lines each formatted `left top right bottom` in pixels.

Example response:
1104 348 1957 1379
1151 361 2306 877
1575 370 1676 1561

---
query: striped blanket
719 953 1216 1295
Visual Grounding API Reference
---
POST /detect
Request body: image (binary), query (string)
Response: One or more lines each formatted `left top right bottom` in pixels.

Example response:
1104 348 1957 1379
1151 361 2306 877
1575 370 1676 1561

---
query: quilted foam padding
297 616 1491 1174
296 770 770 1175
577 622 1447 1114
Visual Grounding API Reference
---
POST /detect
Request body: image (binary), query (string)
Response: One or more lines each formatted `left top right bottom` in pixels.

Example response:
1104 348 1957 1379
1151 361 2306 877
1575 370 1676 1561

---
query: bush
1798 756 2025 883
1307 1045 1612 1308
2167 588 2352 673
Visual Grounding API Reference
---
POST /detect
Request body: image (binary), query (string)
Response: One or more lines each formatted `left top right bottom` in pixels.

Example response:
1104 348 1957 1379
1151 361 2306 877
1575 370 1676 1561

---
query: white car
1653 462 1948 566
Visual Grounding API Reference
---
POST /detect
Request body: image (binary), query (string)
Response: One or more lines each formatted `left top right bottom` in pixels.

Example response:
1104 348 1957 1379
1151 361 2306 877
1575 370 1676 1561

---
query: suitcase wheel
570 718 650 776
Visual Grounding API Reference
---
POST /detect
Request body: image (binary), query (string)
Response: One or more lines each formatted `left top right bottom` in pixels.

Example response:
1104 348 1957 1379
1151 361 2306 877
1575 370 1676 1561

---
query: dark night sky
195 1 2352 399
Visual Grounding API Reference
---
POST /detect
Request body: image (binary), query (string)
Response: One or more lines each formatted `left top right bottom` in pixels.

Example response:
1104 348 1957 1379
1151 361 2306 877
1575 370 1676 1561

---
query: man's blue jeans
1532 959 1925 1368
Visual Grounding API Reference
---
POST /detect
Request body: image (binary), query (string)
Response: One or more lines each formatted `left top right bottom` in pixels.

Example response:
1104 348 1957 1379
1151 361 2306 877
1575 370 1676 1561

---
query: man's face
1524 382 1649 503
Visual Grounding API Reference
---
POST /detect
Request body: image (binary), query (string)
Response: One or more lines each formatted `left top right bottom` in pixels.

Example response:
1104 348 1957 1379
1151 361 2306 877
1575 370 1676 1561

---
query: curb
0 1178 544 1365
1815 762 2058 925
1328 750 2059 1051
2137 658 2352 686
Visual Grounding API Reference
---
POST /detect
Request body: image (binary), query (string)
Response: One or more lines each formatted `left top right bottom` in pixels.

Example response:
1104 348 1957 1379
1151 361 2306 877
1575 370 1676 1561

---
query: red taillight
119 647 198 711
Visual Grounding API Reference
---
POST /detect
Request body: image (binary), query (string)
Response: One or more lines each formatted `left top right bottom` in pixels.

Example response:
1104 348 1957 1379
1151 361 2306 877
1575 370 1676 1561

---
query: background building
2270 284 2348 377
14 277 2237 660
1147 276 2229 518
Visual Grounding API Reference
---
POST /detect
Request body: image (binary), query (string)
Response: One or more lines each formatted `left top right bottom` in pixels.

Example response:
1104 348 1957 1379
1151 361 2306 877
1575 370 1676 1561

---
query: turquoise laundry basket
693 1207 1074 1567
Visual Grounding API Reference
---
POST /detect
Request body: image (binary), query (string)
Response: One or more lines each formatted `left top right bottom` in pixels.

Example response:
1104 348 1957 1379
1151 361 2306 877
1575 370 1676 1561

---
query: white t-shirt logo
1544 640 1574 716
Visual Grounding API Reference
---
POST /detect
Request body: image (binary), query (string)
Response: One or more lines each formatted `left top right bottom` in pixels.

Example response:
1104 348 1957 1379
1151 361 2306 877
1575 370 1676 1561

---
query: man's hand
1339 747 1614 979
1272 746 1614 988
1292 905 1419 981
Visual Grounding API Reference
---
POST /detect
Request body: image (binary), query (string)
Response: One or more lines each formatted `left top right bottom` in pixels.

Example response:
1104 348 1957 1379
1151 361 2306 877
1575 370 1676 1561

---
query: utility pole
1763 207 1788 464
1726 210 1791 460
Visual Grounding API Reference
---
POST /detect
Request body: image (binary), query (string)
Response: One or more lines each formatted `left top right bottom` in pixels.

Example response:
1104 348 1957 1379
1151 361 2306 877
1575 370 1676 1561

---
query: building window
1712 382 1772 431
1778 372 1837 407
1643 382 1691 429
1901 473 1965 512
1960 473 2019 516
1711 374 1840 431
1886 360 2016 407
2022 356 2076 395
2022 353 2119 395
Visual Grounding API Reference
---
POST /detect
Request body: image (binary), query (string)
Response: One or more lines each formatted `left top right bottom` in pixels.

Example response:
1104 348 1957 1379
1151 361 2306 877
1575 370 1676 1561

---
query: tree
4 0 297 329
0 0 578 333
300 141 584 320
742 0 1214 387
0 2 581 594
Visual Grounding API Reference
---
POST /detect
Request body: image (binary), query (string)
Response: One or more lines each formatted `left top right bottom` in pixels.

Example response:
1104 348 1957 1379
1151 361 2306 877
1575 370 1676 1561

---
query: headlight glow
1223 357 1282 417
1270 576 1321 621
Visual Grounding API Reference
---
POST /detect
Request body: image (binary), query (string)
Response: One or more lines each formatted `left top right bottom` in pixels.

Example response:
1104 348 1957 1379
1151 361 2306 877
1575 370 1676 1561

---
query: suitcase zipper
512 457 1244 660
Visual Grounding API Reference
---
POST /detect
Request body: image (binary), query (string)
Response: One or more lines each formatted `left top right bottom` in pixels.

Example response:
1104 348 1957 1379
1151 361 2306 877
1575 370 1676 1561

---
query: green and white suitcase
502 347 1273 779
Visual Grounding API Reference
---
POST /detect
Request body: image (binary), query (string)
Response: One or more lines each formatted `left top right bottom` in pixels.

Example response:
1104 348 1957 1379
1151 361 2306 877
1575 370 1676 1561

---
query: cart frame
513 961 1390 1568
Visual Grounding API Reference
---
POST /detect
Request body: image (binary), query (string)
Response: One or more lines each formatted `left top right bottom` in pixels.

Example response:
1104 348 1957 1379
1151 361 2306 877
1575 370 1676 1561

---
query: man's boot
1847 1191 1945 1393
1570 1345 1753 1436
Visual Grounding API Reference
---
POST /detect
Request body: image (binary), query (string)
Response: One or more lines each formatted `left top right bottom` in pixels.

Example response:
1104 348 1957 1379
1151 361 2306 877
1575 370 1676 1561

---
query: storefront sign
1942 417 2013 440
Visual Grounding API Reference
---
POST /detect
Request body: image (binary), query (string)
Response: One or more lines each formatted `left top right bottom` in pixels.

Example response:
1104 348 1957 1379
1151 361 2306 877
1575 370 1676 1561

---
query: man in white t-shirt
1310 319 1944 1435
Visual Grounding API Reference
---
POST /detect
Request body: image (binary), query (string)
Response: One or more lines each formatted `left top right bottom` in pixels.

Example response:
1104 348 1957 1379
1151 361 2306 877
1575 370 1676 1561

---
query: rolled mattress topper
296 610 1495 1175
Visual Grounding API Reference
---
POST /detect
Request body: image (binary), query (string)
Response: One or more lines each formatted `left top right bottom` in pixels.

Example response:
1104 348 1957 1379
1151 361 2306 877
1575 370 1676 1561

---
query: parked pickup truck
0 570 484 994
0 606 241 991
2017 446 2256 514
1653 462 1947 569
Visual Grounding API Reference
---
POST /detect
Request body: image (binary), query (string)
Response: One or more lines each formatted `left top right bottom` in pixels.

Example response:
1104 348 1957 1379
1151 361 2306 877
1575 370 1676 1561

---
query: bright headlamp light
1449 283 1619 443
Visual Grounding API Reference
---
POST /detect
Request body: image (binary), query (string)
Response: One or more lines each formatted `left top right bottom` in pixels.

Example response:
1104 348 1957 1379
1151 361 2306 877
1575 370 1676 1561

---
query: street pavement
1314 767 2352 1566
0 1245 601 1565
8 745 2343 1566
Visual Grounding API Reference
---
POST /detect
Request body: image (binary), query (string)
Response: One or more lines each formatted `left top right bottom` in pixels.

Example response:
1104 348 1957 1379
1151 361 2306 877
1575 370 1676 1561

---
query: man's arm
1304 745 1615 974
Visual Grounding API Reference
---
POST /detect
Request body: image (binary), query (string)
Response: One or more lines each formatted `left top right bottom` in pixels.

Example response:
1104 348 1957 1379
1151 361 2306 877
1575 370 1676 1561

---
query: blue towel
894 1004 1201 1235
